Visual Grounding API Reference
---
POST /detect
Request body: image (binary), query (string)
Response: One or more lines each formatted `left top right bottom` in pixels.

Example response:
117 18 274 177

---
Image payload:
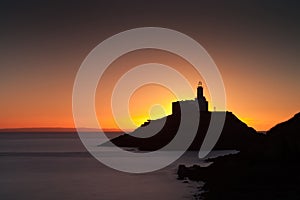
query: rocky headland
178 112 300 200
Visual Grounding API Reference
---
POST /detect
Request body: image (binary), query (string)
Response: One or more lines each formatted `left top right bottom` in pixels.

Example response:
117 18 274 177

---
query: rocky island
108 83 265 152
106 83 300 199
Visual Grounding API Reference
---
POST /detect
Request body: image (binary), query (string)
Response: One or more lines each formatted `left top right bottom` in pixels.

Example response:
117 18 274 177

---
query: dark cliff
177 112 300 200
264 112 300 160
108 111 265 152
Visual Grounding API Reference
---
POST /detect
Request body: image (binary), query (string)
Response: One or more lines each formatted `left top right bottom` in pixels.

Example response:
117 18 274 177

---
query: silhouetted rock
264 112 300 160
177 164 207 181
177 112 300 200
106 84 265 151
178 152 300 199
108 111 265 152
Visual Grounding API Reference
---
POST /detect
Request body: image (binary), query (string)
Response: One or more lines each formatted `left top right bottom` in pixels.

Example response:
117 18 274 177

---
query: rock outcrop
264 112 300 160
108 111 265 152
177 112 300 200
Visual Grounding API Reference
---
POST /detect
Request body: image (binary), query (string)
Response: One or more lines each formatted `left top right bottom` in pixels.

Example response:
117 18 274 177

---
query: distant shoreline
0 127 129 133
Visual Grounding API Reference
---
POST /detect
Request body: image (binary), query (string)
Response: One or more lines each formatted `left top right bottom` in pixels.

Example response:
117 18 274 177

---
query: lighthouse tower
197 81 208 111
171 81 209 115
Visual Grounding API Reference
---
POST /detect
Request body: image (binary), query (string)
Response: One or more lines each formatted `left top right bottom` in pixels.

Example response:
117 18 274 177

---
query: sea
0 132 237 200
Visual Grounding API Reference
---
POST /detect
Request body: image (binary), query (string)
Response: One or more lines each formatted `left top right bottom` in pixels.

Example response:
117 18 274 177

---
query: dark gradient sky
0 0 299 130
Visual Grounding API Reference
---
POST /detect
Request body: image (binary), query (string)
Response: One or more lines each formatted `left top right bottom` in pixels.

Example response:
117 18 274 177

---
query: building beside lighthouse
172 82 208 114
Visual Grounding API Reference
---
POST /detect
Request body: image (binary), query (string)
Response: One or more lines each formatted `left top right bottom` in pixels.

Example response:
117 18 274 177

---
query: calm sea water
0 132 237 200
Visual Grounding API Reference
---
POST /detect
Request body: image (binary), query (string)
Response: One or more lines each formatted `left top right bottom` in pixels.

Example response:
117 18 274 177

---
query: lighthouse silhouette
197 81 208 111
172 81 208 115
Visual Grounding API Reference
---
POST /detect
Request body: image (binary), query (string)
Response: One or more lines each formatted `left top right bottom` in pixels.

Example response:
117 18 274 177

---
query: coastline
178 152 300 200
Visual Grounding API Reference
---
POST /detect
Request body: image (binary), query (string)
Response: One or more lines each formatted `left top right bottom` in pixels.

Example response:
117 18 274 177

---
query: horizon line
0 126 269 133
0 127 133 133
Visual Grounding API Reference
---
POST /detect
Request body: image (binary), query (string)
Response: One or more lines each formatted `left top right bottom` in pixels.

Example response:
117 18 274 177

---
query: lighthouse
196 81 208 111
171 81 209 114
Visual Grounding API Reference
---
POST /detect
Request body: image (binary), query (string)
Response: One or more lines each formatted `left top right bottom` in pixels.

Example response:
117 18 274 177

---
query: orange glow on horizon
95 49 201 131
1 49 299 132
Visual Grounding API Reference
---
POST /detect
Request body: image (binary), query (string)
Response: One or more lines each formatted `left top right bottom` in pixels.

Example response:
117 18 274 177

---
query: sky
0 0 299 131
